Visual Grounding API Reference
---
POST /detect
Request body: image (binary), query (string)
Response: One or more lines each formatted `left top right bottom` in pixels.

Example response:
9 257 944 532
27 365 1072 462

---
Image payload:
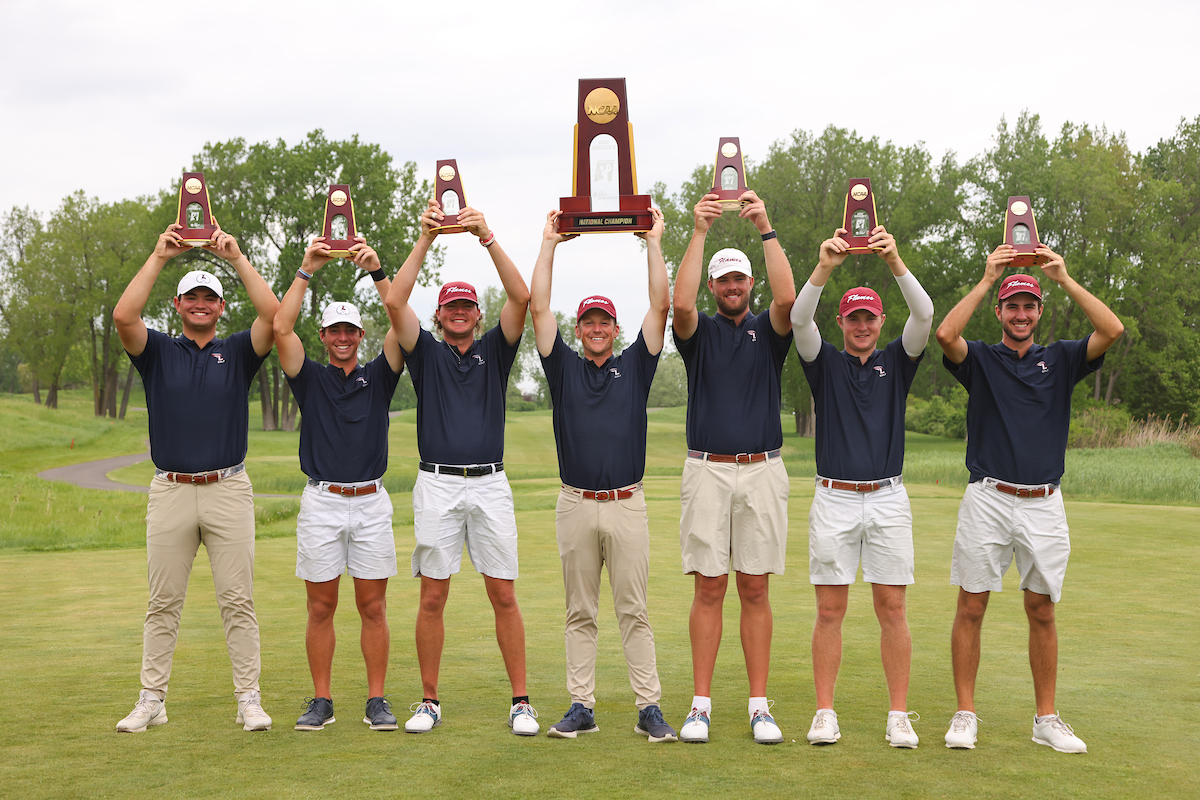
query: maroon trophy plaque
842 179 880 253
432 160 467 234
322 184 358 258
176 172 217 246
558 78 653 234
710 137 749 212
1003 196 1048 267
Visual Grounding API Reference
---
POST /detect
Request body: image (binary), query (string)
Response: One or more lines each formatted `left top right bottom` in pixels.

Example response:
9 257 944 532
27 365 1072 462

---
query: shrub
906 387 968 439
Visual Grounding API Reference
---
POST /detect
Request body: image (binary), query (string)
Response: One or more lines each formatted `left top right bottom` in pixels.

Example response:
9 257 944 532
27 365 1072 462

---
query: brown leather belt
819 476 901 493
992 481 1056 498
307 479 380 496
157 463 245 484
688 449 781 464
563 483 642 502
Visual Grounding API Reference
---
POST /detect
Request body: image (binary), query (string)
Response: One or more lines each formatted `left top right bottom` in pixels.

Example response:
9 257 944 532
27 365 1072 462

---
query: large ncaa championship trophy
710 137 749 213
1003 196 1048 267
841 178 880 253
432 160 467 234
558 78 653 233
322 184 358 258
176 172 217 246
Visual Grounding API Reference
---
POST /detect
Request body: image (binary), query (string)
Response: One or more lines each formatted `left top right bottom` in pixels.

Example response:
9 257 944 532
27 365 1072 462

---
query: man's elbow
934 324 956 349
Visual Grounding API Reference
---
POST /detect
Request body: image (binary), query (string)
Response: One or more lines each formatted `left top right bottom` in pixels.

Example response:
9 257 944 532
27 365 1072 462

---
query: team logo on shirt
609 367 622 379
874 365 886 377
746 330 757 342
472 354 485 365
212 353 226 364
1037 361 1048 373
356 376 369 386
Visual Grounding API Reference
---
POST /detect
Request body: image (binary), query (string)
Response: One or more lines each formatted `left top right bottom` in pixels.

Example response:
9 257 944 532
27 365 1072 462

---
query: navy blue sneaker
547 702 599 739
635 704 678 743
295 697 335 731
364 697 398 731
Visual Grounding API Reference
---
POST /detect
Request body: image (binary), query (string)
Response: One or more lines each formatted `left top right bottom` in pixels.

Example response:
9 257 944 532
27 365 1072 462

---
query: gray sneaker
236 690 272 731
295 697 335 731
365 697 398 731
635 705 678 743
547 703 598 739
116 689 167 733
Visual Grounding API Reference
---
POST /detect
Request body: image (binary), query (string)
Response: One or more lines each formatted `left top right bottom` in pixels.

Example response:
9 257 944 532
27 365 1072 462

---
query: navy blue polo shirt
674 309 793 454
944 336 1101 484
541 330 659 490
403 324 519 464
802 337 922 481
286 352 403 482
129 329 266 473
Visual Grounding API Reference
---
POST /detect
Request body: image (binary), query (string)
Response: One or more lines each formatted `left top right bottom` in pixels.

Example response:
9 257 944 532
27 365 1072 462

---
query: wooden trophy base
714 190 747 214
1009 248 1049 268
558 195 653 233
844 238 883 254
179 228 215 247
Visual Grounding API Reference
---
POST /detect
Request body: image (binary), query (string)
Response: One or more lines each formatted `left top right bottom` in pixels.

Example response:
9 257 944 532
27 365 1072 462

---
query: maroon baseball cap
840 287 883 317
437 281 479 306
998 274 1042 301
577 295 617 322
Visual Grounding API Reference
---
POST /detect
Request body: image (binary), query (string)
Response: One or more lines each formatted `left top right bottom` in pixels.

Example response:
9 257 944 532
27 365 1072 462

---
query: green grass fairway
2 478 1197 799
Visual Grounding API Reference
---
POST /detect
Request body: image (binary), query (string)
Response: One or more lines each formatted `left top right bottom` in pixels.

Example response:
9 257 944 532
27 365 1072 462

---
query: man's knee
735 573 770 607
955 590 989 623
693 574 728 606
418 577 450 614
1024 591 1055 626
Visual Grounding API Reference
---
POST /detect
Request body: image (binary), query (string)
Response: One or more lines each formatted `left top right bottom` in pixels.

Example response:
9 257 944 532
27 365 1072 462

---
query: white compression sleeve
897 270 934 358
790 280 825 363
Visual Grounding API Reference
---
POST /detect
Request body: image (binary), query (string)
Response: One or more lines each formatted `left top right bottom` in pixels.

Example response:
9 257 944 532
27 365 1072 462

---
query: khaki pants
556 486 661 710
141 470 260 696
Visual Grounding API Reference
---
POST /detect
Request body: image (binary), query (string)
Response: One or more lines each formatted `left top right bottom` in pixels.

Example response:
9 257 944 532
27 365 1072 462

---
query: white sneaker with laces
405 700 442 733
945 710 978 749
509 701 539 736
236 690 272 731
116 689 167 733
1032 713 1087 753
807 710 841 744
679 707 711 743
885 711 920 748
751 701 783 745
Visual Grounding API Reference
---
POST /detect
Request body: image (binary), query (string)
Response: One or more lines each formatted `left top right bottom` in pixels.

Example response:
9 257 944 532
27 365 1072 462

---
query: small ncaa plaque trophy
1003 196 1047 267
842 179 880 252
558 77 654 233
432 160 467 234
710 137 749 213
176 172 217 246
322 184 358 258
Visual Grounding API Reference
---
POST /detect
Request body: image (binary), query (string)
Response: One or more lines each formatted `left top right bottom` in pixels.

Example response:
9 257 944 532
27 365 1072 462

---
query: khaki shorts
679 455 789 576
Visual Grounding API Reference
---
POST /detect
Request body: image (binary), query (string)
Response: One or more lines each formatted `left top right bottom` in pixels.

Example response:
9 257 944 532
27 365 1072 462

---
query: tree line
3 114 1197 430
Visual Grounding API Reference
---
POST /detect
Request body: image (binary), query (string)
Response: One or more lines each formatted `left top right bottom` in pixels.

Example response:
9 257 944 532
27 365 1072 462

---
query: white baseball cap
176 270 224 298
320 301 363 329
708 248 753 280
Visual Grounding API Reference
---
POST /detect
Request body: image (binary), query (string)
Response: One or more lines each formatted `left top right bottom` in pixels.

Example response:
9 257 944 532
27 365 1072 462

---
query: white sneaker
885 712 920 748
945 710 978 749
751 701 783 745
1032 713 1087 753
236 690 272 731
116 689 167 732
807 710 840 744
405 700 442 733
509 701 539 736
679 707 711 743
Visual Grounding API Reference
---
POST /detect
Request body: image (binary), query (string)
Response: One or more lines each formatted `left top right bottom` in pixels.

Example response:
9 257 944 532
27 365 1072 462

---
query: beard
1003 318 1038 343
715 292 750 317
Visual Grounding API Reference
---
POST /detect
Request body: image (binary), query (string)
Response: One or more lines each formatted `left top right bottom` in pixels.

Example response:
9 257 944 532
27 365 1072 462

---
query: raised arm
636 208 669 355
459 206 529 346
936 244 1011 364
872 227 934 360
530 210 576 358
384 201 439 353
205 222 279 357
348 236 403 374
274 239 332 378
113 224 193 357
791 228 851 362
741 191 795 336
1036 246 1124 361
672 192 724 340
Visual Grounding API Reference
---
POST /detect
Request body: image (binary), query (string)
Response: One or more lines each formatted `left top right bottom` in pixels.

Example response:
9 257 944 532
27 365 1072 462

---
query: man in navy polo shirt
673 190 796 745
529 208 677 743
384 200 539 736
275 236 405 732
935 244 1124 753
791 226 934 748
112 222 279 733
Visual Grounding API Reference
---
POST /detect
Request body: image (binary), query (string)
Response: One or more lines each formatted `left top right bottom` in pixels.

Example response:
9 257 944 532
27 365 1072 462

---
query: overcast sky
3 0 1197 330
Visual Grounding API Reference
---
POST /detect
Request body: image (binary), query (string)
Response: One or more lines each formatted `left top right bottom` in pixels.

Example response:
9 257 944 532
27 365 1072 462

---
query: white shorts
411 469 519 580
296 481 398 582
679 455 789 576
809 477 914 586
951 479 1070 602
